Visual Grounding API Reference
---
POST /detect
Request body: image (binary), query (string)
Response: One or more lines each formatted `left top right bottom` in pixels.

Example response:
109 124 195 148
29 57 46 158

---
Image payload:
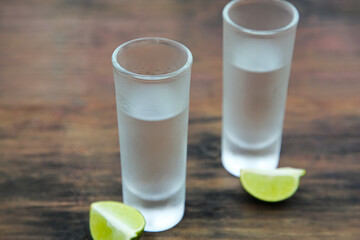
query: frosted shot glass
222 0 299 176
112 37 192 232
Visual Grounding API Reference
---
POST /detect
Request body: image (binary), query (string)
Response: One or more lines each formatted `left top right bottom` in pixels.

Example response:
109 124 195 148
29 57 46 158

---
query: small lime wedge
240 167 306 202
90 201 145 240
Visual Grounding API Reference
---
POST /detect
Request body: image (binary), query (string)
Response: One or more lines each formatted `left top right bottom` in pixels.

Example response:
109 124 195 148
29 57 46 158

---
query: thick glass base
222 134 280 177
123 184 185 232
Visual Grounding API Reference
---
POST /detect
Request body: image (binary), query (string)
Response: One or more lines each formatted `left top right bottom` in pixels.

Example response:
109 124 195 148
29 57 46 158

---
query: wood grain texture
0 0 359 239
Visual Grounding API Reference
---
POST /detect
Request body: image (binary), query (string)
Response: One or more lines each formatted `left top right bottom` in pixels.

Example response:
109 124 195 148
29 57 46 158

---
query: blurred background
0 0 359 239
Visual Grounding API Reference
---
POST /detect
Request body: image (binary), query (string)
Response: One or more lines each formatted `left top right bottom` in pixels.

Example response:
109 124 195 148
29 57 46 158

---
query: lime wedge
240 167 306 202
90 201 145 240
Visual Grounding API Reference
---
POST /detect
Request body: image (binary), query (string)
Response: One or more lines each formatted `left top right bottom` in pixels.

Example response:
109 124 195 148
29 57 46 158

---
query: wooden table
1 0 359 239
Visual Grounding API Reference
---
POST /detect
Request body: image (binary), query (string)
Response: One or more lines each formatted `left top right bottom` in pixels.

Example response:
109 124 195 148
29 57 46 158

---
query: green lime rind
240 167 306 202
90 201 145 240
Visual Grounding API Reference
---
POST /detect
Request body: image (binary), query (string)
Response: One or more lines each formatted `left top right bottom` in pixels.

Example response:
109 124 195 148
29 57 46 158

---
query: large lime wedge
90 201 145 240
240 167 306 202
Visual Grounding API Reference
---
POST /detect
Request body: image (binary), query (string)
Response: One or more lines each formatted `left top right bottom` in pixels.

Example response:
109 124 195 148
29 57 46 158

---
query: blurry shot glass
222 0 299 176
112 38 192 232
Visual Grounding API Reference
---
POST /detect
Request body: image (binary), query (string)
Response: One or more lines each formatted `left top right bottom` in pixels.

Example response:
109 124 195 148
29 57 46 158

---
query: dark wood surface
1 0 359 239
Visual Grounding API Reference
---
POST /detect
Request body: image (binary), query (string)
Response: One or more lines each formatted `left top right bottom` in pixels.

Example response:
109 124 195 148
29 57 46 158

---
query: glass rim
112 37 193 81
223 0 299 37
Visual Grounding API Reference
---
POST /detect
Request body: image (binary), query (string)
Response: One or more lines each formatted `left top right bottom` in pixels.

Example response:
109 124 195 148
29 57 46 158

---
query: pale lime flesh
240 167 306 202
90 201 145 240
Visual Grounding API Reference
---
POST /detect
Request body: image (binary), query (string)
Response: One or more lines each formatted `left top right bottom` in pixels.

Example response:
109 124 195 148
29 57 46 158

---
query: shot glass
222 0 299 176
112 37 192 232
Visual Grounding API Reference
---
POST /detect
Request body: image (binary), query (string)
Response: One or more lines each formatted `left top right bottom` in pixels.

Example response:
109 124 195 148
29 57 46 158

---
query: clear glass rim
223 0 299 37
112 37 193 81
